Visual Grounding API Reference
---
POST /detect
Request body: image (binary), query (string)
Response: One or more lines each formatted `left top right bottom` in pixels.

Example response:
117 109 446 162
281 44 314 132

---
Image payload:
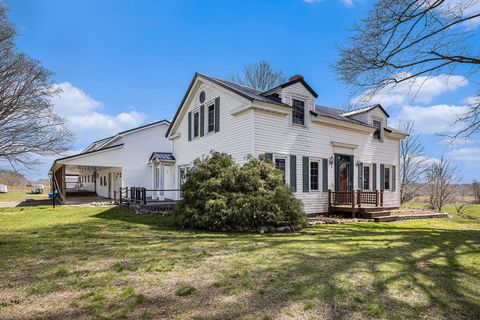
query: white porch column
159 162 165 201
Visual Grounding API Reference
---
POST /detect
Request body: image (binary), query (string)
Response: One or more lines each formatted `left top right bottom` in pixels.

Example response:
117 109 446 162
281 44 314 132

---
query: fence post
375 190 379 206
380 190 384 207
114 190 116 203
351 191 356 218
143 188 147 205
119 188 123 205
358 190 362 208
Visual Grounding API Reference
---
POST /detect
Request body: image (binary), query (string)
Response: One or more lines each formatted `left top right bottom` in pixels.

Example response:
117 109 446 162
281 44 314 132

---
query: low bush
174 152 306 231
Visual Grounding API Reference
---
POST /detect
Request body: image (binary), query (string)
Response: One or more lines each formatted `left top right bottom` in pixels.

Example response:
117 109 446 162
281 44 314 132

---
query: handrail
328 189 384 217
118 187 181 205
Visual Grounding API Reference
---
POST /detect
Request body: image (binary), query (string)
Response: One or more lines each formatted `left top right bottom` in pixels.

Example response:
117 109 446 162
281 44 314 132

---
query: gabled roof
165 72 291 137
341 104 390 118
149 152 175 162
85 119 170 153
261 77 318 98
313 105 376 128
54 144 124 163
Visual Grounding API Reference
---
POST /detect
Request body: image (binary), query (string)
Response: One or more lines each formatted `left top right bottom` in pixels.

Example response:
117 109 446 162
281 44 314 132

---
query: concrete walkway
0 201 20 208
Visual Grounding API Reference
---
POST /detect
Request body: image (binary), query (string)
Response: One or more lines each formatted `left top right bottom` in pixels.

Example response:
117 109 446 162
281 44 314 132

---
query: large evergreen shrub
174 152 306 231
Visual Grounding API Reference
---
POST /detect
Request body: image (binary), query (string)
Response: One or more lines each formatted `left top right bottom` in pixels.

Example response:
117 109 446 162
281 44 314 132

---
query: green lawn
0 206 479 319
0 191 47 202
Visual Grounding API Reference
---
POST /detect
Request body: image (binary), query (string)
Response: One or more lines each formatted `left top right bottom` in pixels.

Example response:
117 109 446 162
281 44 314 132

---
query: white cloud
352 74 468 108
52 82 147 144
447 147 480 162
462 95 480 105
440 0 480 27
391 104 469 135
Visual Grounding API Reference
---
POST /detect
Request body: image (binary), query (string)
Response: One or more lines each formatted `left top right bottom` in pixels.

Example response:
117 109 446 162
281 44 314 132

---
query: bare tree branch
335 0 480 139
228 61 286 91
400 120 427 203
0 5 73 168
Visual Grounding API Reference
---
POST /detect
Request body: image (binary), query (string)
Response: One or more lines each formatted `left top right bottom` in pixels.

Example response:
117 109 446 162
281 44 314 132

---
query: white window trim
290 94 308 127
363 164 372 191
192 109 200 139
383 165 392 191
309 158 321 192
273 154 289 186
206 100 216 134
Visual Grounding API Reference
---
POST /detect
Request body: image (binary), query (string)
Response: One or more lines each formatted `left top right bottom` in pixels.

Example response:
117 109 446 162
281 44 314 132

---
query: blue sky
4 0 480 181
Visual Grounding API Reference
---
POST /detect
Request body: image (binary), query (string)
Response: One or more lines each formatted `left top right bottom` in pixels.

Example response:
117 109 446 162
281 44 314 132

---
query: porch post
328 189 332 213
380 190 384 206
357 189 362 208
159 162 165 201
351 190 355 218
375 190 379 206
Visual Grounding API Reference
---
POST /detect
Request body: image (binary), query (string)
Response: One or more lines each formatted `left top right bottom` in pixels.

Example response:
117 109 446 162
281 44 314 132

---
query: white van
0 184 7 193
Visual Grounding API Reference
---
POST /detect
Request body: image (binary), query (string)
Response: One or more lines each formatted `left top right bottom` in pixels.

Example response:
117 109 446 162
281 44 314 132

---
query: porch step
363 211 391 218
373 215 399 222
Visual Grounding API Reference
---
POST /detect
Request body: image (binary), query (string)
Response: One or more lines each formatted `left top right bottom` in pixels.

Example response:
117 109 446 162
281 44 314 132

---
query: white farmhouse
51 73 407 215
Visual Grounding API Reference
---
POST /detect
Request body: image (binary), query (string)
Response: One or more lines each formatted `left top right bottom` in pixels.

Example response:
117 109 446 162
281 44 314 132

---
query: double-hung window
275 157 286 183
384 166 390 190
193 111 200 138
310 161 319 191
292 99 305 125
363 165 370 190
208 104 215 133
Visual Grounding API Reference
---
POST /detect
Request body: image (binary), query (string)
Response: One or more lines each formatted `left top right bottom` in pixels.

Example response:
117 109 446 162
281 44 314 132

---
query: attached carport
50 144 124 204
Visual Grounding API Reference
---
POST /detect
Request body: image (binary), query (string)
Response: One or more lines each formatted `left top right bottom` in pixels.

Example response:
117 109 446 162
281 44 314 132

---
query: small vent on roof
289 74 304 81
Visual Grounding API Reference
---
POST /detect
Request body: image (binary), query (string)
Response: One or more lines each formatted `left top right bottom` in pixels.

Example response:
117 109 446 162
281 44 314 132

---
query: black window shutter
303 156 309 193
372 163 377 190
392 165 396 191
358 162 363 191
264 153 273 162
290 155 296 192
200 105 205 137
188 112 192 141
380 164 385 191
322 158 328 192
214 97 220 132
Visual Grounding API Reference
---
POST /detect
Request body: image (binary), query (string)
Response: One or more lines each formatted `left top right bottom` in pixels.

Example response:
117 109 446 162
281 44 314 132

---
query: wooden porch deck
328 190 397 221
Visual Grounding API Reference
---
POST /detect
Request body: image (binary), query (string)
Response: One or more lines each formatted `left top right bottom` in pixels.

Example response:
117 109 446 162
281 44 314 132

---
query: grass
0 191 47 202
0 205 479 319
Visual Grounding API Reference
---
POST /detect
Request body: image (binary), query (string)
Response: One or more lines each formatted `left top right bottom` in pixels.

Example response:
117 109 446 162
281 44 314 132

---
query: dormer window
292 99 305 125
373 119 382 140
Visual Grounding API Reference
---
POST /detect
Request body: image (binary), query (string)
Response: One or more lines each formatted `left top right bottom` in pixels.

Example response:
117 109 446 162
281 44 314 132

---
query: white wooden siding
252 107 400 214
172 81 254 188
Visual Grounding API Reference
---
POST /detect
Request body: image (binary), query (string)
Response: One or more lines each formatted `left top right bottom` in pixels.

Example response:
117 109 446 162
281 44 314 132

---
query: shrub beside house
174 152 306 232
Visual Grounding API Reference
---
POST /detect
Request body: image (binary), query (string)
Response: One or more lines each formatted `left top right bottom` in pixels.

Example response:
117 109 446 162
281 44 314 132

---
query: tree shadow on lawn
0 207 479 319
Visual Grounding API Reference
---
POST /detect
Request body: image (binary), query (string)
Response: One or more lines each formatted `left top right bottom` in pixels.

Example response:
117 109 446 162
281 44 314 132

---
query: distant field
0 191 48 202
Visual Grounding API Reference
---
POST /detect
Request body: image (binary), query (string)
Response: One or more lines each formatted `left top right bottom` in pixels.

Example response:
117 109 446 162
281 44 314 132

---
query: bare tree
335 0 480 139
229 61 287 91
0 5 72 167
0 169 29 186
472 179 480 204
426 156 458 211
400 120 426 203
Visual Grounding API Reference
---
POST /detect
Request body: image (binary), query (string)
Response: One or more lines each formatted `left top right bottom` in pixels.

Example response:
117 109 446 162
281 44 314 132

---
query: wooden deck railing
117 187 181 205
328 189 383 218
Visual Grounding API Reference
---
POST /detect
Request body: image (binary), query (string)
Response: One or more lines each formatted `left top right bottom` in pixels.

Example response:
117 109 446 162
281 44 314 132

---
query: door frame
334 153 354 192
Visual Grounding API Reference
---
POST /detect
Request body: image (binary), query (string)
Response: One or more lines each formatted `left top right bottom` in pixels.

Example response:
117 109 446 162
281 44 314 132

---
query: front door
335 154 353 192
